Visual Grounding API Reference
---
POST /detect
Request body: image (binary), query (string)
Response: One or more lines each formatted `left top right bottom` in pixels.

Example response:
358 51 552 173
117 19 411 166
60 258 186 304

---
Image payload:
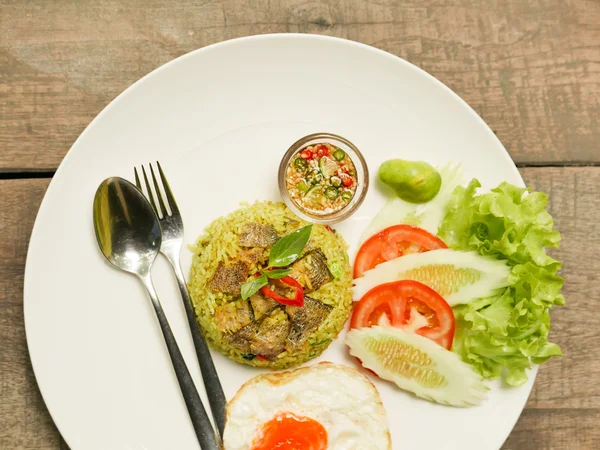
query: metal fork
135 162 227 441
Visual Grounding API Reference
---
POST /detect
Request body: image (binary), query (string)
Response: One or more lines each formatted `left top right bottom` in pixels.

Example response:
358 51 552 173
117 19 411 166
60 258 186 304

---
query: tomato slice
315 144 330 157
353 225 447 278
350 280 455 349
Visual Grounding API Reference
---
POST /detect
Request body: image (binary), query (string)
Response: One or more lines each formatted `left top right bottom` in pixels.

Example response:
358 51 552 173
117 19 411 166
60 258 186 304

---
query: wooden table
2 1 599 449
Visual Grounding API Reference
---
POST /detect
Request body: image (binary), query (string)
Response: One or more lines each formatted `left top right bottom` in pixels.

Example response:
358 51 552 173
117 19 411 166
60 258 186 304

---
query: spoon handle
170 258 227 439
140 275 219 450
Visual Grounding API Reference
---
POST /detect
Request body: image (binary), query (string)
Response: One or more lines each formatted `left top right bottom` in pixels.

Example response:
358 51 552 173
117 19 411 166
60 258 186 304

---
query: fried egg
223 362 391 450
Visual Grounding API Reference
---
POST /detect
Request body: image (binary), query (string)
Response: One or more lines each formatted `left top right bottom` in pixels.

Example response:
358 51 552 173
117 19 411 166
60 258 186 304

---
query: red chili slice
260 276 305 307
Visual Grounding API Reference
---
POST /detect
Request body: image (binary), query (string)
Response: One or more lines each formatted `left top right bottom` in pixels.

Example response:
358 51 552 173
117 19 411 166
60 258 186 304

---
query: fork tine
149 163 168 217
141 165 162 217
156 161 179 215
134 167 142 190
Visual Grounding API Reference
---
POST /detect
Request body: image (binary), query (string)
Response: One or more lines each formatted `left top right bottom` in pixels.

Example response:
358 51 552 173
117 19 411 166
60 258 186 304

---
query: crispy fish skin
286 296 333 346
249 292 279 321
227 309 291 360
214 299 254 334
237 247 266 266
251 310 291 358
238 223 278 248
226 322 258 354
207 260 249 294
208 245 266 295
289 248 333 292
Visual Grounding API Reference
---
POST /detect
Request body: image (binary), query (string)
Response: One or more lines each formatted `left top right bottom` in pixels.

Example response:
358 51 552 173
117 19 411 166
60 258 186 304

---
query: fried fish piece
214 299 254 334
238 223 278 248
207 260 249 294
227 309 291 360
251 310 291 358
289 249 333 292
286 296 333 346
226 322 258 354
249 292 279 321
237 247 266 266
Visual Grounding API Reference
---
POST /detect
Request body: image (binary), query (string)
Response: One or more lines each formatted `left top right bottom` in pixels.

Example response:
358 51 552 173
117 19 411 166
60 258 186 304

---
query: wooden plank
1 167 598 448
1 0 599 170
0 179 61 450
516 167 600 411
501 166 600 449
503 409 600 450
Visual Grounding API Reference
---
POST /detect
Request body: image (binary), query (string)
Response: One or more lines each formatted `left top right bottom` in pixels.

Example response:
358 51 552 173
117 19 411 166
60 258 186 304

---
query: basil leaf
265 268 292 279
268 225 313 268
241 273 268 300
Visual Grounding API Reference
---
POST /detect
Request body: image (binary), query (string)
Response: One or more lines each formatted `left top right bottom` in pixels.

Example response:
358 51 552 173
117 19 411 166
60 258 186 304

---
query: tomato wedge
350 280 455 349
353 225 447 278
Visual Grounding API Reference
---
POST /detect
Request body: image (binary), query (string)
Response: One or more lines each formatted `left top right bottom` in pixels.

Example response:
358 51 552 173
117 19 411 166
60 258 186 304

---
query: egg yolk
251 412 328 450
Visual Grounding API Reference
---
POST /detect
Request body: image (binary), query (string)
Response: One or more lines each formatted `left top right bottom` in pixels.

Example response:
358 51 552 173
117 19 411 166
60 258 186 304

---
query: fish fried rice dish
189 201 353 369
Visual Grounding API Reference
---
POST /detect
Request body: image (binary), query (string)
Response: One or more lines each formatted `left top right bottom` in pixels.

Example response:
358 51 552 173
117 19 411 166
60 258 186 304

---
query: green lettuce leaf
439 179 564 386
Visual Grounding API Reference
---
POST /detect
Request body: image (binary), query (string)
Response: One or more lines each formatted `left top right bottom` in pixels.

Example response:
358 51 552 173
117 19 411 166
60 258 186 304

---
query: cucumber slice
359 197 418 245
359 162 464 243
319 156 339 178
415 162 465 235
353 249 510 306
346 326 488 406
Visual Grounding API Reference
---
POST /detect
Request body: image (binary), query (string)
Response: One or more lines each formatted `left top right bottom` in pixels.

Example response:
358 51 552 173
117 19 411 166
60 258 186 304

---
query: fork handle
140 275 219 450
171 260 228 439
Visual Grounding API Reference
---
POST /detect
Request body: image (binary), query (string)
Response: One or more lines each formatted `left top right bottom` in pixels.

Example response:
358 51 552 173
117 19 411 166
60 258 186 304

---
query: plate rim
23 33 533 450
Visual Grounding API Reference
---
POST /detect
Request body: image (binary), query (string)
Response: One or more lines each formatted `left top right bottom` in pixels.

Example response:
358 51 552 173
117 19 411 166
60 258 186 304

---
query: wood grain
1 0 599 170
503 409 600 450
501 167 600 450
0 167 598 449
0 179 61 450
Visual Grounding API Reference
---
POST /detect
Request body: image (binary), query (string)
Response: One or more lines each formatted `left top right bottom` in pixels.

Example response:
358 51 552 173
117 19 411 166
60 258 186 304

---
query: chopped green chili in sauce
286 143 357 215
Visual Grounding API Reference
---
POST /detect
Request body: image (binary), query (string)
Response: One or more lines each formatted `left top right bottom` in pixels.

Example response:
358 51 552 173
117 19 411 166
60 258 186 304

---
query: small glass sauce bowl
278 133 369 224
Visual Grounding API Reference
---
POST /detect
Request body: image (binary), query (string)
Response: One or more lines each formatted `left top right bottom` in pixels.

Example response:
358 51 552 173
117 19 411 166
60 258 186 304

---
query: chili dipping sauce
285 143 358 216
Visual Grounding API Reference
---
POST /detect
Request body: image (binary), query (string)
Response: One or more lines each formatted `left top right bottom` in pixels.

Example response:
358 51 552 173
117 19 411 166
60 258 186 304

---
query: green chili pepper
329 261 343 278
333 149 346 161
294 157 308 171
341 190 353 202
306 169 323 185
324 186 339 200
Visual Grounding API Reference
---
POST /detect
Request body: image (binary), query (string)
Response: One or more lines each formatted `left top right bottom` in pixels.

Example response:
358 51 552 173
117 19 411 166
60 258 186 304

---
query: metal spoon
93 177 219 450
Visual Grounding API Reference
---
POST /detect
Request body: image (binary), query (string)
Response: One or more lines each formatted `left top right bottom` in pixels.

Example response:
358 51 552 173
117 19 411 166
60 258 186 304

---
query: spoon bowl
93 177 161 276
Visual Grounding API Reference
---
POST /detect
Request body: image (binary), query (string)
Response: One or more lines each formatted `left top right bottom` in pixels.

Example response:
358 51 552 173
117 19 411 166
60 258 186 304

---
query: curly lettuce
439 180 564 386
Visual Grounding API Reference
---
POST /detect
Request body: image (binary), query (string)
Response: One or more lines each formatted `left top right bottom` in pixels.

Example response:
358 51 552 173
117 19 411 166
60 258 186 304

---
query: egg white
223 362 391 450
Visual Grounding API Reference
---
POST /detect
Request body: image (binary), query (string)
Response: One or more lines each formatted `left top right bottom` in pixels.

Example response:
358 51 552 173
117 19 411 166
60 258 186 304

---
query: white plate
25 34 533 450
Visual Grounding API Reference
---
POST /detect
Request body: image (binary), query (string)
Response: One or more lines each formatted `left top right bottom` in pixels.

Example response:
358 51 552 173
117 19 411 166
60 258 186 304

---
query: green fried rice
188 201 353 369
